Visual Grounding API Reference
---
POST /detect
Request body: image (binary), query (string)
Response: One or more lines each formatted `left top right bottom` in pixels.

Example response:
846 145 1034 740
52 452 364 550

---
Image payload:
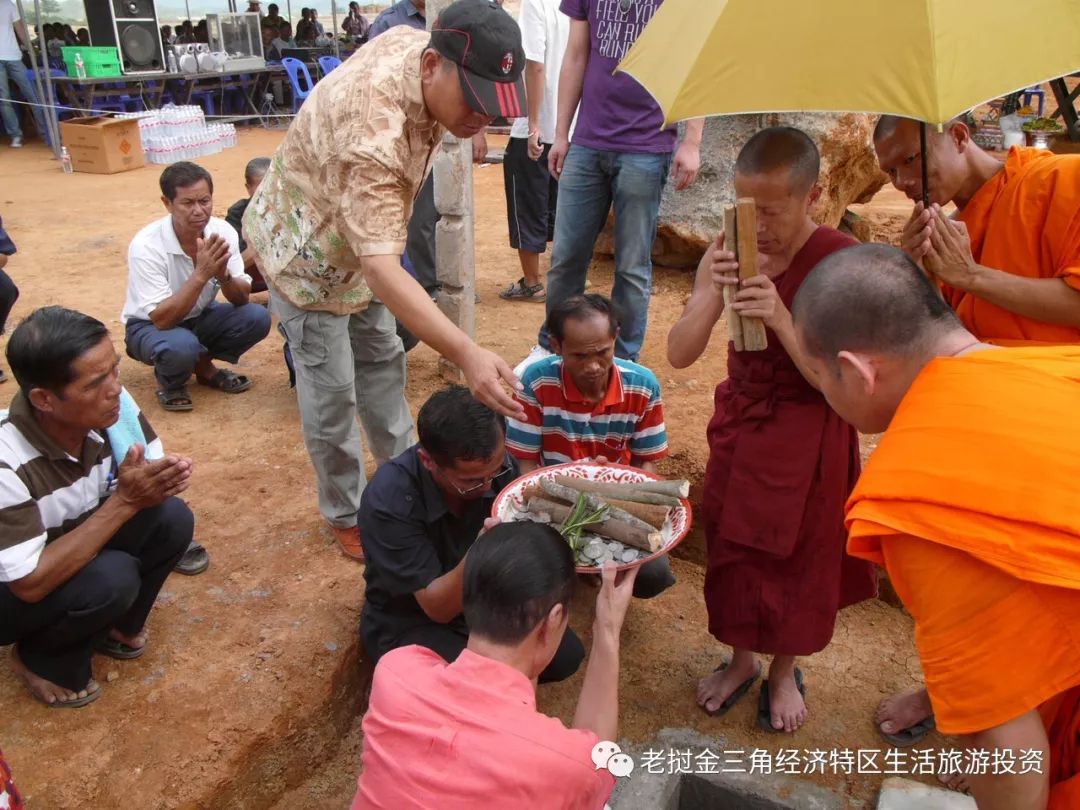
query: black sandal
173 541 210 576
95 637 146 660
701 660 762 717
196 369 252 394
157 387 193 412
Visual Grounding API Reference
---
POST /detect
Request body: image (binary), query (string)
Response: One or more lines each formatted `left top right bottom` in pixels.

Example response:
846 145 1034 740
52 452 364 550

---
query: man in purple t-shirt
534 0 703 362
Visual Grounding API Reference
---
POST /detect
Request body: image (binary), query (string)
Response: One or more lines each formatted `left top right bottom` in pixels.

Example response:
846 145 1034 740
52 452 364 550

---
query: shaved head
735 126 820 193
873 114 910 142
793 244 961 366
873 114 964 143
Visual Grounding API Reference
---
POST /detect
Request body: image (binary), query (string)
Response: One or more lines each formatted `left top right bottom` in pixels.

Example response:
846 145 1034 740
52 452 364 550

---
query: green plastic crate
61 46 122 78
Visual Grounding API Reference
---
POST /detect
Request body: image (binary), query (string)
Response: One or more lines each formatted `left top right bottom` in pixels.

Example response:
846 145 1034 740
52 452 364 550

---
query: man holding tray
358 385 584 682
506 293 676 599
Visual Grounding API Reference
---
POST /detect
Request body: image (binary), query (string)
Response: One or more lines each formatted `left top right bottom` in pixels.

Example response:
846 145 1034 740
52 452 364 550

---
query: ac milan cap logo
500 52 514 75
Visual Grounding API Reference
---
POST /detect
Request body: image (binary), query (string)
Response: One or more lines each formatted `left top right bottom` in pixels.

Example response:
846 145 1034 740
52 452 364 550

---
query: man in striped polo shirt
506 294 675 598
0 307 194 708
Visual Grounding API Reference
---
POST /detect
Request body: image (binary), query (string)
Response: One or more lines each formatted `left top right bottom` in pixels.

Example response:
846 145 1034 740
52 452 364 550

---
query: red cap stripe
506 83 522 117
495 80 512 117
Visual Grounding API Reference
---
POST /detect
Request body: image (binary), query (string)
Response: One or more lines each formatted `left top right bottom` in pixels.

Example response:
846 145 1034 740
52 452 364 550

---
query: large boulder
596 113 888 268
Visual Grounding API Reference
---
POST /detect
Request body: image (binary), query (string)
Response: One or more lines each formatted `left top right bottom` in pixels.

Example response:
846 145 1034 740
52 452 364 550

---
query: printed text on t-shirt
593 0 661 62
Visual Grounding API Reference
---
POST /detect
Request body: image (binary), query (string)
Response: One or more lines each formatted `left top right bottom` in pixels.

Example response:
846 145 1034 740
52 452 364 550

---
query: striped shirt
0 389 160 582
507 356 668 466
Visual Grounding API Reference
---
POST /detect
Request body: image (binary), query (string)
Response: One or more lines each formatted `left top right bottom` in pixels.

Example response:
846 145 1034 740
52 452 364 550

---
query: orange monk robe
949 147 1080 344
845 346 1080 808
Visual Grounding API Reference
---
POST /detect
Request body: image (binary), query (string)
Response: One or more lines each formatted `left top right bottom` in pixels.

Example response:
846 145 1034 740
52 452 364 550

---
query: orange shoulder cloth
846 346 1080 588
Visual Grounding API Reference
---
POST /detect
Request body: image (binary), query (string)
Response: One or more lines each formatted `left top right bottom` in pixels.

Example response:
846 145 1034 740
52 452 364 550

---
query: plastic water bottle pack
124 107 237 164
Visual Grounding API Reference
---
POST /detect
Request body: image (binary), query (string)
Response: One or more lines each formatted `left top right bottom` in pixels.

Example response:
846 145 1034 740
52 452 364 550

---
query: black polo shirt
225 198 250 253
358 444 519 659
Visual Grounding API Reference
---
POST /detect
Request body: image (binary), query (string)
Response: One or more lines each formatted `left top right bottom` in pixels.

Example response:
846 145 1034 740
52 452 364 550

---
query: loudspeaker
84 0 165 75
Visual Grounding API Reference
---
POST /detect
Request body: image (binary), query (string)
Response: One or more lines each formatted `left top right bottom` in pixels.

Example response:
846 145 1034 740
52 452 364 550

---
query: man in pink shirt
352 521 637 809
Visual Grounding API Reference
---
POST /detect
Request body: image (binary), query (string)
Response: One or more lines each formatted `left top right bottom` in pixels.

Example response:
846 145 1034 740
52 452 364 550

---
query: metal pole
286 0 292 25
17 0 61 157
920 121 929 209
331 0 339 59
186 0 191 21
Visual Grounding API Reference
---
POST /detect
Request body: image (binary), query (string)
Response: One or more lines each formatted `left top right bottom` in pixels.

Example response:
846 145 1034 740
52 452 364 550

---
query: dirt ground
0 129 932 809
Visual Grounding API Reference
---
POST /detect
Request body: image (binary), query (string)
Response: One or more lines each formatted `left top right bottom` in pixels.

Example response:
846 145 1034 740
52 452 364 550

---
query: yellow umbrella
618 0 1080 128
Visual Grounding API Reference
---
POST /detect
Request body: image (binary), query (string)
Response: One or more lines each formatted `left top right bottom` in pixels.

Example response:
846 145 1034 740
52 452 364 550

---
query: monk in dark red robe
668 127 876 733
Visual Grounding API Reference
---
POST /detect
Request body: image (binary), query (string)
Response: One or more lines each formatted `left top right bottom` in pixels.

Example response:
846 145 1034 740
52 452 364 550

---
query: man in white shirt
498 0 569 303
122 162 271 412
0 0 48 148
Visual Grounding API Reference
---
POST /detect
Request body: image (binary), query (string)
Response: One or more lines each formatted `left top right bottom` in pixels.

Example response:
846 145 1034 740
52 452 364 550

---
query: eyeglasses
438 461 513 496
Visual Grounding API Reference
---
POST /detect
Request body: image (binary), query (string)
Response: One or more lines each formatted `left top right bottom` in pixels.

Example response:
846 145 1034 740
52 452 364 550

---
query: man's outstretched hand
459 345 526 420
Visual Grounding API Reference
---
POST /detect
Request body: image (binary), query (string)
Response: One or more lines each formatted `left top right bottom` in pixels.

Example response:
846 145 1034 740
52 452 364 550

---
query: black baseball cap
430 0 526 118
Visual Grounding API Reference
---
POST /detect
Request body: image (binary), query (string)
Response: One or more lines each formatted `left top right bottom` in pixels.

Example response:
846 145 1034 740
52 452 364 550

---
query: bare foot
697 653 760 713
11 647 100 707
876 687 933 735
938 772 971 794
109 626 149 651
767 666 807 732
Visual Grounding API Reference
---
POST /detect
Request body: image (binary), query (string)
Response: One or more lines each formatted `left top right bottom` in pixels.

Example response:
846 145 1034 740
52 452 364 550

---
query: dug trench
1 132 924 808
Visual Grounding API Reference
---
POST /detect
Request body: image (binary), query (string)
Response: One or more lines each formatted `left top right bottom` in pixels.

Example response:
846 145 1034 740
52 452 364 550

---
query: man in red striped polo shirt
507 293 675 598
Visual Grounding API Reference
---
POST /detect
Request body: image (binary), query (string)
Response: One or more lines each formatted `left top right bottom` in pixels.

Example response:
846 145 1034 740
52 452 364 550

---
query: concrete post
427 0 476 382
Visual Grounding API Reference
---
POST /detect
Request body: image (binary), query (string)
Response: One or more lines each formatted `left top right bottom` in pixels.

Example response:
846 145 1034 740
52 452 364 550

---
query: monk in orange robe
669 126 876 733
871 117 1080 749
874 116 1080 345
792 243 1080 810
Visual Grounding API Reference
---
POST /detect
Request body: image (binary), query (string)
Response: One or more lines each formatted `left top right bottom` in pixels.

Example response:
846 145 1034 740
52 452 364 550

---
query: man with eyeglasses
506 293 676 599
357 384 585 681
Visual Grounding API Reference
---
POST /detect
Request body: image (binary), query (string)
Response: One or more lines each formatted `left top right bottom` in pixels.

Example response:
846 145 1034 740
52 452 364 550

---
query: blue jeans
125 300 271 390
0 59 48 142
539 144 672 361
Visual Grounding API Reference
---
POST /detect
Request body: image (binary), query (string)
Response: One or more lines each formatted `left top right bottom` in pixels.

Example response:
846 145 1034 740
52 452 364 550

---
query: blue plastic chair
1021 86 1046 118
317 55 342 76
281 57 314 113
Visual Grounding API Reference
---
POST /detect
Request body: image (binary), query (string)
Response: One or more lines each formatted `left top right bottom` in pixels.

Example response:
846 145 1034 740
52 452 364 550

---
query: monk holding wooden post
793 243 1080 810
669 126 876 733
872 116 1080 751
722 201 768 352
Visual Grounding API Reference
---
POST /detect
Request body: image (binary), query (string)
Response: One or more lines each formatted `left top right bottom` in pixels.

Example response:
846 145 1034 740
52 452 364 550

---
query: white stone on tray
583 543 605 560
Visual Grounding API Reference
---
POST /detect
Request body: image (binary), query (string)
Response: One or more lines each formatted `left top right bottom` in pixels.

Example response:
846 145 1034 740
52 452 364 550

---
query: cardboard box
59 116 145 175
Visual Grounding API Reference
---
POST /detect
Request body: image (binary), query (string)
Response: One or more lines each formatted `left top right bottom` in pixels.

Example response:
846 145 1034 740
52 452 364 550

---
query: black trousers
405 174 440 294
0 498 192 691
0 269 17 334
390 621 585 685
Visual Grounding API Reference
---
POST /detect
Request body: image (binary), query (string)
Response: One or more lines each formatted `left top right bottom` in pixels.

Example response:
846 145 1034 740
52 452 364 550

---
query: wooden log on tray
722 205 745 352
627 478 689 498
538 479 657 535
526 497 663 553
522 484 669 529
734 198 769 352
552 476 683 508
